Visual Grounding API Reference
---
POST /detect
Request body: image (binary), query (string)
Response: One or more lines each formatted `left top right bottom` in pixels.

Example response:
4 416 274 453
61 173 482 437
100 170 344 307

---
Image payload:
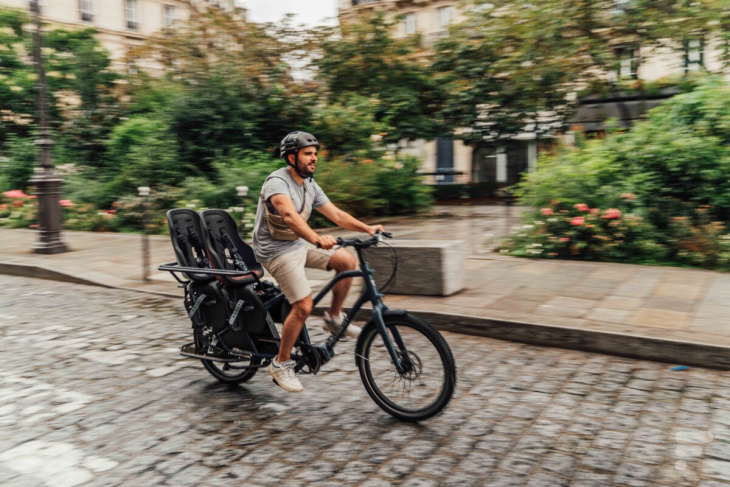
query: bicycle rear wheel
356 314 456 421
194 327 260 384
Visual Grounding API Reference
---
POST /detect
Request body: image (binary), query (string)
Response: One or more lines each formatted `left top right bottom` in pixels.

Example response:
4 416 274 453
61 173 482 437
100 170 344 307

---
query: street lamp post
138 186 150 281
28 0 67 254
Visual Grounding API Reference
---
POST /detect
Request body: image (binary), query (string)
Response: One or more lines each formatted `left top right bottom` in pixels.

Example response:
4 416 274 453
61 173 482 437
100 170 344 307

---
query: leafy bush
501 198 669 264
314 155 432 225
372 156 433 216
507 77 730 269
0 135 36 192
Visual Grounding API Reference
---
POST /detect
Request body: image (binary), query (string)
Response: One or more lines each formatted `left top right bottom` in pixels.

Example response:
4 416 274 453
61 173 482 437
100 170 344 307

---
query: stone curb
419 311 730 371
3 260 728 371
0 261 181 299
0 262 109 288
313 306 730 371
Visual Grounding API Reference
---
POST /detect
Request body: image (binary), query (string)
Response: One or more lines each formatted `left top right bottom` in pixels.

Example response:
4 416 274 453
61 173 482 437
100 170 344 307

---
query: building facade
0 0 242 70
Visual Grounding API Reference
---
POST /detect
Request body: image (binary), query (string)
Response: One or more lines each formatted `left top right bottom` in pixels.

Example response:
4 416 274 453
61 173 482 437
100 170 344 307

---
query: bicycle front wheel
356 314 456 421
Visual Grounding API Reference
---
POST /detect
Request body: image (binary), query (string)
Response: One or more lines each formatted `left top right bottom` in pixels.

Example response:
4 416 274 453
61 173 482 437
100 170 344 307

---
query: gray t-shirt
252 167 330 262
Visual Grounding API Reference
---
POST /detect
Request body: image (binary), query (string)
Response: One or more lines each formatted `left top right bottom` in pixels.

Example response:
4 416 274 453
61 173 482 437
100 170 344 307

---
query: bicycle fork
371 305 410 375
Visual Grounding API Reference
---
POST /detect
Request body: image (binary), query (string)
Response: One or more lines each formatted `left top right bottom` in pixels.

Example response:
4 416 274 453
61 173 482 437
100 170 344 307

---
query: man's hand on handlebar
367 224 384 236
315 235 338 250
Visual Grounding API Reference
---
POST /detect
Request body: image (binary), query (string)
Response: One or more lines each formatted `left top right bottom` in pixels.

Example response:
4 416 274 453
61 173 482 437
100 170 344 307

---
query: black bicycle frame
309 247 408 374
161 240 408 373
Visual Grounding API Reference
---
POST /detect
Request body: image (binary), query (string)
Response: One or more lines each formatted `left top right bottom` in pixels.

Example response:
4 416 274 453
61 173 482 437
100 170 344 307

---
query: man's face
291 146 318 178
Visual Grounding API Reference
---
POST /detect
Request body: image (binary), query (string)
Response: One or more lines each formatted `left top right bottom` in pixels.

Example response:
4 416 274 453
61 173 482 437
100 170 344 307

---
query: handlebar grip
317 238 345 248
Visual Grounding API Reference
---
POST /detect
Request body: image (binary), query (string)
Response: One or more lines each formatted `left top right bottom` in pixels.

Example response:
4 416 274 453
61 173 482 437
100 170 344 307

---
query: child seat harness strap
175 226 210 269
187 227 210 268
217 228 249 272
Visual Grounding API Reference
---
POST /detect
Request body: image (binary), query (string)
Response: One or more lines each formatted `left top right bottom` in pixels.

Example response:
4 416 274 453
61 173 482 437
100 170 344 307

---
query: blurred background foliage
1 0 730 275
0 8 436 233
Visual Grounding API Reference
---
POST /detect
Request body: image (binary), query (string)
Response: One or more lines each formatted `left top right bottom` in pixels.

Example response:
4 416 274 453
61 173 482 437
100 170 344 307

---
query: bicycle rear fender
354 309 409 365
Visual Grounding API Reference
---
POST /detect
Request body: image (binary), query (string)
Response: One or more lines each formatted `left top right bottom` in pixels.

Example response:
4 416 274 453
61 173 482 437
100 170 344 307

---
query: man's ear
287 153 296 165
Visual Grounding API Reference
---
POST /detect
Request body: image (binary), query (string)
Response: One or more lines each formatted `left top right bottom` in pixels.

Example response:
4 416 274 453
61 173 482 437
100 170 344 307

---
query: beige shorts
261 246 335 304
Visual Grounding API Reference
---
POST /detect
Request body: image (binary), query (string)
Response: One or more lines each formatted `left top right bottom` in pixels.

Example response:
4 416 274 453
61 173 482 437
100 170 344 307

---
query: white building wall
0 0 241 70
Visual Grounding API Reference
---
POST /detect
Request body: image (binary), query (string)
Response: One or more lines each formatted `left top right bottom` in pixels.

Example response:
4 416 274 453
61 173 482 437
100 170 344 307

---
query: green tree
433 0 729 143
0 8 35 144
0 6 122 177
128 10 312 167
313 12 445 146
310 95 383 158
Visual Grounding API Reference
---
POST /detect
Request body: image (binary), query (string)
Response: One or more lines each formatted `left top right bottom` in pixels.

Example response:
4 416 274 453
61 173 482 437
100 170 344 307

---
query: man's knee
328 249 356 273
291 296 313 317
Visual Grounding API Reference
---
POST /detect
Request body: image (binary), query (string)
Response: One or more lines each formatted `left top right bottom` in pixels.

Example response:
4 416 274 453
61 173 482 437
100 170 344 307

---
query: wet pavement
2 275 730 486
2 205 730 369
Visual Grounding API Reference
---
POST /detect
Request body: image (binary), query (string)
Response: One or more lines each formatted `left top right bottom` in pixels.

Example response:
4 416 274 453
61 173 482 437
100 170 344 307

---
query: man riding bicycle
253 131 384 392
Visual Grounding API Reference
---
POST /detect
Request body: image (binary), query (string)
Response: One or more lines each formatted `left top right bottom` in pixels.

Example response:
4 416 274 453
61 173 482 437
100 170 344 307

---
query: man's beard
296 161 315 178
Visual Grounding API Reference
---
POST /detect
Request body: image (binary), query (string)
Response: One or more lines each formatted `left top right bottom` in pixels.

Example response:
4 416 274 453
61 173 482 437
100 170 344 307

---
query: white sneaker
322 311 361 339
269 359 303 392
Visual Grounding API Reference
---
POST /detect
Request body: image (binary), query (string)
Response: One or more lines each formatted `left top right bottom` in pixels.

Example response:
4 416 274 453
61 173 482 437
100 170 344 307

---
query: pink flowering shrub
0 190 119 231
2 190 28 199
0 189 37 228
501 200 669 263
503 198 730 269
601 208 622 219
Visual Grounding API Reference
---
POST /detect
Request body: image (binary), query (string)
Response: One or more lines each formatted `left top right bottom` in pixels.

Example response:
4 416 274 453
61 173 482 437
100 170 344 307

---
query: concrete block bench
365 240 464 296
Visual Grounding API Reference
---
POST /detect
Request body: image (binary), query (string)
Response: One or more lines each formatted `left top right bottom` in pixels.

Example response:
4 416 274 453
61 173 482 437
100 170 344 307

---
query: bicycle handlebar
316 231 393 250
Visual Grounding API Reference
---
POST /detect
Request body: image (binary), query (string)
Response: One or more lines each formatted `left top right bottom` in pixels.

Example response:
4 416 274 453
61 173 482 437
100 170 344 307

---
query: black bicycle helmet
280 131 320 160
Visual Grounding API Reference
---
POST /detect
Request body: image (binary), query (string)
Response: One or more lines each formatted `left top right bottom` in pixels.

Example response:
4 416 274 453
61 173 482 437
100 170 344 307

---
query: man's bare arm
269 194 338 249
316 202 383 235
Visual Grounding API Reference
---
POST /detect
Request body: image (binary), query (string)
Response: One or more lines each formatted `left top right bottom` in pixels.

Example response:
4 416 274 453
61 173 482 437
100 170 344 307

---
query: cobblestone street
1 275 729 486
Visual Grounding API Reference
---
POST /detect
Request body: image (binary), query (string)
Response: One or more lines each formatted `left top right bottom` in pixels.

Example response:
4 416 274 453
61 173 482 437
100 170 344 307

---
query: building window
125 0 139 30
128 58 139 75
616 47 637 79
163 5 176 28
436 137 454 184
402 13 416 36
79 0 93 22
684 39 704 73
437 6 454 32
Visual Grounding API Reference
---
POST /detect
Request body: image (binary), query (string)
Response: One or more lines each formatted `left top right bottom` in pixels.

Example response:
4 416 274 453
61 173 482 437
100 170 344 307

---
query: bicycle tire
194 328 260 384
356 313 456 421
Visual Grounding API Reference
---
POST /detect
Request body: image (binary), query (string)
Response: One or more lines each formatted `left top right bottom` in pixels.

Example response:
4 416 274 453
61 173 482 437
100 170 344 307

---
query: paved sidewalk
2 205 730 369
